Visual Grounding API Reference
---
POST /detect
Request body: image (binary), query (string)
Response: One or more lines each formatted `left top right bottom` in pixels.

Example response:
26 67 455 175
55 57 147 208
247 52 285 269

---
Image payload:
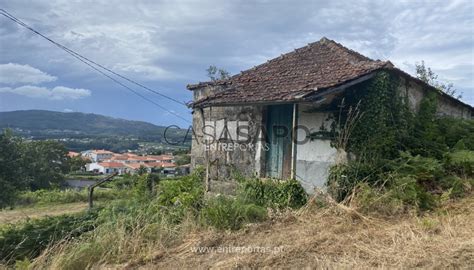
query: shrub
352 173 440 215
330 152 447 212
327 161 381 202
157 172 204 209
387 174 438 211
108 176 134 189
444 150 474 177
351 183 405 215
200 196 267 230
239 178 307 209
392 152 444 181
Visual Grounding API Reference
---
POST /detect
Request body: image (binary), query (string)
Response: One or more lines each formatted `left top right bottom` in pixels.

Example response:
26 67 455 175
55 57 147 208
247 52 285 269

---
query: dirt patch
138 196 474 269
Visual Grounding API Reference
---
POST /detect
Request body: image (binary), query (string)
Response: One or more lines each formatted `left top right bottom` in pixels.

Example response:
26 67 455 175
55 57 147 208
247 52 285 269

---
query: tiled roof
146 155 174 161
161 163 176 168
146 162 164 168
125 163 147 169
94 149 114 154
98 162 125 168
111 155 128 160
67 151 79 158
188 37 391 107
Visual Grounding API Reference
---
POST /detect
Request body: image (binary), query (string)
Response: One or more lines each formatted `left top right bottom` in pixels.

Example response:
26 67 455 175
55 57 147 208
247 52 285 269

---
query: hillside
0 110 185 137
0 110 190 152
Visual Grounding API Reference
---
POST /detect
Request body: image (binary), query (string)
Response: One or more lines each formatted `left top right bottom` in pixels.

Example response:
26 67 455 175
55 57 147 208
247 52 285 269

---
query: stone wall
191 85 264 180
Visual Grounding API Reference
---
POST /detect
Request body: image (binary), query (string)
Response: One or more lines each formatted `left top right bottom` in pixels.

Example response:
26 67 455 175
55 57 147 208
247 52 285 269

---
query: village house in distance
187 37 473 193
80 149 177 175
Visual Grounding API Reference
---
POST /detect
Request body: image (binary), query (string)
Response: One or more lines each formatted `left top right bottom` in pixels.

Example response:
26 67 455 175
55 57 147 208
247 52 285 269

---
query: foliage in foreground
16 188 128 206
200 196 267 230
0 211 99 264
326 72 474 214
1 169 307 267
238 178 308 209
0 129 83 208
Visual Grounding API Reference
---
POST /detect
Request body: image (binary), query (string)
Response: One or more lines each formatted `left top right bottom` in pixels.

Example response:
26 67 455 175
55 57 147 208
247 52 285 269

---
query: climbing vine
326 71 474 207
331 71 413 162
335 71 470 162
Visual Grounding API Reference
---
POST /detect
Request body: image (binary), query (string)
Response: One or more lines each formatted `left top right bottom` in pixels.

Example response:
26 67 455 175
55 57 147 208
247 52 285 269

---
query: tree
415 61 461 99
206 65 231 81
0 130 29 208
137 165 148 176
176 154 191 166
68 155 87 172
24 140 69 190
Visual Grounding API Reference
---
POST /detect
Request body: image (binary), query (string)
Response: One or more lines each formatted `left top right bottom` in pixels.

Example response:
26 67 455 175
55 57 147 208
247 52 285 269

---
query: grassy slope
137 195 474 269
0 202 88 224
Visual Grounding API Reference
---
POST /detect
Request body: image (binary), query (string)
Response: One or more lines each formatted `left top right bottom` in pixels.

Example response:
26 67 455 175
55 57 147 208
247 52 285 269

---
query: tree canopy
0 129 72 208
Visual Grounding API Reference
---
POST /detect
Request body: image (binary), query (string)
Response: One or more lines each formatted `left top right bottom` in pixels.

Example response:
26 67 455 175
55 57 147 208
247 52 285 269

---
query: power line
0 8 190 123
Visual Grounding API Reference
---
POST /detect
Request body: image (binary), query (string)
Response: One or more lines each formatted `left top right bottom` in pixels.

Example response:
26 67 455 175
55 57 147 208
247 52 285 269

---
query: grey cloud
0 0 472 107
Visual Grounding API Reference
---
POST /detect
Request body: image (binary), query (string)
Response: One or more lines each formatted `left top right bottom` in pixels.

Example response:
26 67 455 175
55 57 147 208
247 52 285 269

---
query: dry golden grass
26 194 474 269
134 195 474 269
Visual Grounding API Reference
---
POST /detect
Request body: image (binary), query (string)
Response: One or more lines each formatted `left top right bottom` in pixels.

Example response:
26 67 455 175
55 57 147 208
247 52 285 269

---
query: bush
200 196 267 230
157 170 204 209
327 161 381 202
352 173 440 215
238 178 307 209
351 183 405 215
388 175 438 210
444 150 474 177
439 175 473 199
332 151 472 214
0 211 98 264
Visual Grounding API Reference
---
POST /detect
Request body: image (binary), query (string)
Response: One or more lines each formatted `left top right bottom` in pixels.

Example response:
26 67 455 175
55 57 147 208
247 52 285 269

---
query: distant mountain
0 110 188 140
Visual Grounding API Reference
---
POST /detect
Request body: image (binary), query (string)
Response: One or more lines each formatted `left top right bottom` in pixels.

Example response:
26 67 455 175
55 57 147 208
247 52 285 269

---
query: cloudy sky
0 0 473 127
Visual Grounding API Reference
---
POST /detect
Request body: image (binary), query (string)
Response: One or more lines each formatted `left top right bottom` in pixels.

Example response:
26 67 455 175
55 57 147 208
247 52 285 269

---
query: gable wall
397 75 472 118
191 85 264 180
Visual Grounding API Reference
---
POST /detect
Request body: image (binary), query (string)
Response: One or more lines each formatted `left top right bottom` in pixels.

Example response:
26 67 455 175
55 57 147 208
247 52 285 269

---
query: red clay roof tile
188 37 390 107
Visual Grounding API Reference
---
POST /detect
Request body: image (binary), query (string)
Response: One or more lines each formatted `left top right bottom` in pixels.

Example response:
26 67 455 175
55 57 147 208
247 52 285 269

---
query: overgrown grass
0 169 308 268
328 150 474 215
0 210 99 265
16 188 128 206
200 196 267 230
238 178 308 209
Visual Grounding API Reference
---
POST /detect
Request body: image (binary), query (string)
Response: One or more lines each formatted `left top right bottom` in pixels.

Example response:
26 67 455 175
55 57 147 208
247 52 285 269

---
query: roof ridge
187 37 380 90
317 37 374 62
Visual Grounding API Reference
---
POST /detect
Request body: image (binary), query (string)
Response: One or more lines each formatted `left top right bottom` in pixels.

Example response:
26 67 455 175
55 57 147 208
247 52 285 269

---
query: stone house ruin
187 37 473 193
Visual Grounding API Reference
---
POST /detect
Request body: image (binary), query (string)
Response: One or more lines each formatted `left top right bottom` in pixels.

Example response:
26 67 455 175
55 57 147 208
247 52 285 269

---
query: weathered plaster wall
295 105 338 193
398 76 472 119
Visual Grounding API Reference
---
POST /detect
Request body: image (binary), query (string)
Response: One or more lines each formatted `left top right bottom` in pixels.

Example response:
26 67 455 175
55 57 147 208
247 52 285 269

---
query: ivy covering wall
334 71 411 161
326 71 474 209
330 71 472 162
